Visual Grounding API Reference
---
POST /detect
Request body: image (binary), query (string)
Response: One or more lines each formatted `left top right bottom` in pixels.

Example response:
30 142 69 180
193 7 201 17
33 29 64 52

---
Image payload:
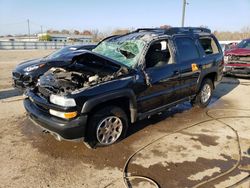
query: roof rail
134 27 211 35
134 28 164 32
166 27 211 34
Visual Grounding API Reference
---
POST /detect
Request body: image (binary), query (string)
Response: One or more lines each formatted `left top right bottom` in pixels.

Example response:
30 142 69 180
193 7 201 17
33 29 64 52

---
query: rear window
175 37 200 62
199 37 219 55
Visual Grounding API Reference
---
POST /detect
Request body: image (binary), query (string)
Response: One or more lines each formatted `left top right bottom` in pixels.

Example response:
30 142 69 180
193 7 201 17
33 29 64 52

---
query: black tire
191 78 213 108
86 106 128 148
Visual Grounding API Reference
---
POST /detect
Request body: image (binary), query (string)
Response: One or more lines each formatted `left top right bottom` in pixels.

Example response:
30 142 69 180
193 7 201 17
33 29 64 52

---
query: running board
137 96 194 120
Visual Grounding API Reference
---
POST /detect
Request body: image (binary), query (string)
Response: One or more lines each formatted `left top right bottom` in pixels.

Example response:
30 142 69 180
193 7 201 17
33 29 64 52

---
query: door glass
175 37 200 62
199 37 219 55
145 40 172 68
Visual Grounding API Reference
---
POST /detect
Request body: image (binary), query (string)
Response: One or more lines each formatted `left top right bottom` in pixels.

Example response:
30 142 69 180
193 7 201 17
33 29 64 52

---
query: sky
0 0 250 35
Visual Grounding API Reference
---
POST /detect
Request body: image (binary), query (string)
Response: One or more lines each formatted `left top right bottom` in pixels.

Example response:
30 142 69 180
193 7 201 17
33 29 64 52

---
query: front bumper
223 64 250 77
24 98 88 140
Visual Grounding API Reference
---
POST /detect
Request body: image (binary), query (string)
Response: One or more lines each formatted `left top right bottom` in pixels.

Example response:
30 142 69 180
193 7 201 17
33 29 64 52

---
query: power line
0 21 26 26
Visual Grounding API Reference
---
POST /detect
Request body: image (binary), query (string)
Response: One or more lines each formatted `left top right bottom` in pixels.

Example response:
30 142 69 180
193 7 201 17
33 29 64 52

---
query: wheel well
203 72 217 88
88 97 131 121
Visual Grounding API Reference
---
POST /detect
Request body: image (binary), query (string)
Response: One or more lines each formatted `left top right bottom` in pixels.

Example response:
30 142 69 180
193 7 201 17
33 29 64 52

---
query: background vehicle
224 38 250 77
12 44 96 90
24 27 223 148
220 43 230 53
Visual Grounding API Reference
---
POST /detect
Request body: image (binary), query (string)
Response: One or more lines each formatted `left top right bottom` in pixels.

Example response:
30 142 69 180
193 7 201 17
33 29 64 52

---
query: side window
175 37 200 62
199 37 219 55
145 40 173 68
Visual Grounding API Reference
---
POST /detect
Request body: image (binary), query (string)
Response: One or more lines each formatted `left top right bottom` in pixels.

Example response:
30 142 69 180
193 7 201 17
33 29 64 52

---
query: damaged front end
23 51 131 141
23 33 146 142
38 67 122 96
36 52 129 97
224 39 250 77
224 55 250 77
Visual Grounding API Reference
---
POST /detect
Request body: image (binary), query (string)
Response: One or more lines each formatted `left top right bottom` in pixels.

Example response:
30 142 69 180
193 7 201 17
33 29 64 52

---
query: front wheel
191 78 213 108
86 106 128 148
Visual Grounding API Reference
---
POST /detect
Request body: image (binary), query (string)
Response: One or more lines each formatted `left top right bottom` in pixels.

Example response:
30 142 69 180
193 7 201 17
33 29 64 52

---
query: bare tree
112 29 130 35
82 30 92 35
61 29 70 34
91 29 99 42
213 26 250 40
160 25 172 29
73 30 80 35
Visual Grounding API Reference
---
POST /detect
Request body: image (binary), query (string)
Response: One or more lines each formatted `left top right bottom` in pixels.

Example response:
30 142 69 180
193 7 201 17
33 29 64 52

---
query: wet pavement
125 109 250 187
0 55 249 188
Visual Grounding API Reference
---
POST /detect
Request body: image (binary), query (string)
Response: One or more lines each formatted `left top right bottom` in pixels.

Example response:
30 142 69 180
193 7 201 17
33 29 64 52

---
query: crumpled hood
14 50 130 74
225 48 250 56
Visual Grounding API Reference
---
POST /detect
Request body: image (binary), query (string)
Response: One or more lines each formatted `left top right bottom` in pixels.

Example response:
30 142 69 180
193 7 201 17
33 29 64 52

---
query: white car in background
219 40 240 53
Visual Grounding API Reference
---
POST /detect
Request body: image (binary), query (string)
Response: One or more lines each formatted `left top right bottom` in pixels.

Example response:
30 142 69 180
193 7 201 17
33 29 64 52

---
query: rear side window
175 37 200 62
199 37 219 55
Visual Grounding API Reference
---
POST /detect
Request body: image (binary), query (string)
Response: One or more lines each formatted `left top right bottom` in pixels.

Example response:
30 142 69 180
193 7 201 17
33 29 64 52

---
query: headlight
50 94 76 107
224 56 228 63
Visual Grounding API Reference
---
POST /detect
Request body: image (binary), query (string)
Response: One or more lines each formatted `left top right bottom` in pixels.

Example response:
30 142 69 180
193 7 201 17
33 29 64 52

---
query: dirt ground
0 50 249 188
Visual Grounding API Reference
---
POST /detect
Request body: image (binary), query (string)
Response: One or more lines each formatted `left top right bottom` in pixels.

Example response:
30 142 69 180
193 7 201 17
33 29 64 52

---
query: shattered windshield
93 34 147 67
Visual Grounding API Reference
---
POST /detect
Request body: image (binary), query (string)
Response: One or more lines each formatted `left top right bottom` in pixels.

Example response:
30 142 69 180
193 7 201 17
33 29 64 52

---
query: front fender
81 89 137 123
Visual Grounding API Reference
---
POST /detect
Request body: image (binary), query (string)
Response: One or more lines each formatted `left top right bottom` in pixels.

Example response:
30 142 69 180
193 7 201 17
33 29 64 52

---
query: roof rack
134 28 165 32
134 27 211 35
166 27 211 34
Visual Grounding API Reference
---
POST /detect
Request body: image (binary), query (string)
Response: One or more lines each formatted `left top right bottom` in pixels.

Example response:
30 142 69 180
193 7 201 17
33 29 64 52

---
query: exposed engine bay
38 65 127 96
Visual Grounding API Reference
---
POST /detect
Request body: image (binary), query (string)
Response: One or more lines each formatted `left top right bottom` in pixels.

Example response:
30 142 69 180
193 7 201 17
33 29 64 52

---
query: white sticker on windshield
161 41 167 50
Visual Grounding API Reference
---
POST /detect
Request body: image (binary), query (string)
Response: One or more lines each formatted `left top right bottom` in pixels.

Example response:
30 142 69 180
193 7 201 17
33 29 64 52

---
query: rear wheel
191 78 213 108
86 106 128 148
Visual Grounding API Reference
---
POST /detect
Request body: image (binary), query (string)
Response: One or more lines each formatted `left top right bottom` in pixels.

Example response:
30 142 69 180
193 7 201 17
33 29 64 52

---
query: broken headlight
50 94 76 107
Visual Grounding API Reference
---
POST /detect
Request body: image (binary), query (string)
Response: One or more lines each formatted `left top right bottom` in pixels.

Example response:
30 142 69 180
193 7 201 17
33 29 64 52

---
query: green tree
39 34 51 41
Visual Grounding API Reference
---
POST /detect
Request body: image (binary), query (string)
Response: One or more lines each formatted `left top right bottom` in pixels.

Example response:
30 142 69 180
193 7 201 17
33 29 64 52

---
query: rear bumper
24 98 88 140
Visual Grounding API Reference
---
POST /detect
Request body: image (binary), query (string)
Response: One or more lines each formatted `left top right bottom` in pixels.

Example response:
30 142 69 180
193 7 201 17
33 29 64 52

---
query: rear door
173 36 202 100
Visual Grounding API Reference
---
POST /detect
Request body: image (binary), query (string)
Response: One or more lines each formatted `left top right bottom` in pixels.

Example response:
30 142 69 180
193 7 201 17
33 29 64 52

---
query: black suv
24 27 223 148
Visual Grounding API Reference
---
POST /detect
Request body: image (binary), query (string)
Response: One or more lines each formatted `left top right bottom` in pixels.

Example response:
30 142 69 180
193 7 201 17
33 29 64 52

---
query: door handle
173 70 180 75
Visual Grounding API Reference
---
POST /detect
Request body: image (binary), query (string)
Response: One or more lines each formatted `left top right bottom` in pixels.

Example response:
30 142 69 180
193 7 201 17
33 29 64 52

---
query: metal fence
0 41 94 50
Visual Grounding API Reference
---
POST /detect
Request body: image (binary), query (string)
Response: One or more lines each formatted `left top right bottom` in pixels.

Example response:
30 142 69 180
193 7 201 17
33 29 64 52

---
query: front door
137 39 180 113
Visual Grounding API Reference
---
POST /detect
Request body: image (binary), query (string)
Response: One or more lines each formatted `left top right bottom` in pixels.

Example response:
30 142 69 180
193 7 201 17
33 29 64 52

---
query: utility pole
27 19 30 40
40 25 43 34
181 0 187 27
